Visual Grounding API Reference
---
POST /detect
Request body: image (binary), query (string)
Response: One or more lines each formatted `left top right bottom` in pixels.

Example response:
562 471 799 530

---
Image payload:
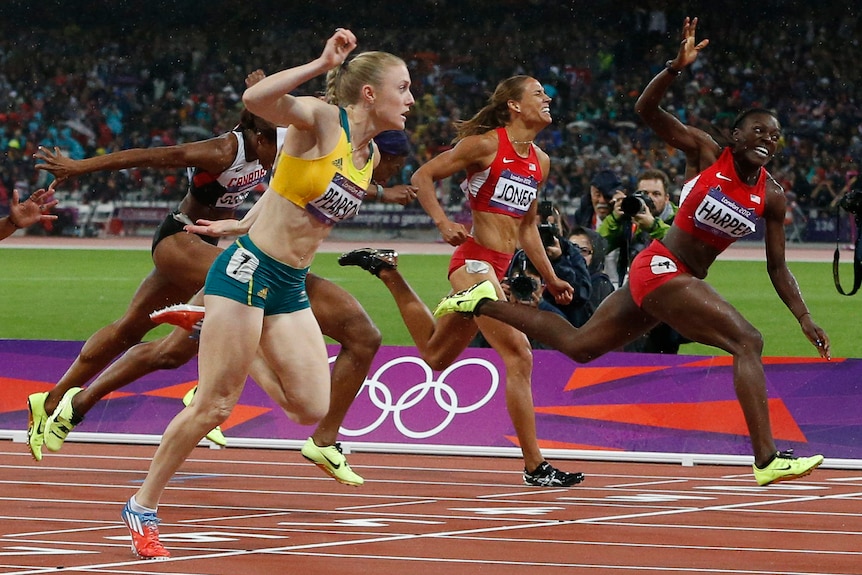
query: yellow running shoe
27 392 49 461
753 450 824 486
182 386 227 447
44 387 83 452
432 280 498 318
301 437 364 486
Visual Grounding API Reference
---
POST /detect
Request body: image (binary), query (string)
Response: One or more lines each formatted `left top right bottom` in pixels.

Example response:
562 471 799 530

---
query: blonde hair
454 75 534 142
324 51 405 106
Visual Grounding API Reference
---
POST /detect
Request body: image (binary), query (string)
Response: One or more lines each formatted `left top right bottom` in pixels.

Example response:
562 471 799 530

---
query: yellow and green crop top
269 108 374 225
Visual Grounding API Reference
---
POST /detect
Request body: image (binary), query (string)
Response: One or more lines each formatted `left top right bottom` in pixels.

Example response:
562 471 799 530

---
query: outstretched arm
33 135 236 183
634 16 716 176
184 189 273 238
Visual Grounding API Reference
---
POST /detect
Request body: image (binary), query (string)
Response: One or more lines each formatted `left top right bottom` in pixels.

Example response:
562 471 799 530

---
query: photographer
507 202 593 328
574 169 627 287
599 169 678 264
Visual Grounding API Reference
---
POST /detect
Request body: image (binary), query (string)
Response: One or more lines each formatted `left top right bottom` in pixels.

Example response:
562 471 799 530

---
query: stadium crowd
1 1 859 232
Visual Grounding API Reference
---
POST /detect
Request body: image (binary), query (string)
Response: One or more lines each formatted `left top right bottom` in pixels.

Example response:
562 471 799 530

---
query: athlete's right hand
437 220 469 246
33 146 79 181
322 28 357 69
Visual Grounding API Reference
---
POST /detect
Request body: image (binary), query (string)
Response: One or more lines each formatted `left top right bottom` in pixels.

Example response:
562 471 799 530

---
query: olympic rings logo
331 355 500 439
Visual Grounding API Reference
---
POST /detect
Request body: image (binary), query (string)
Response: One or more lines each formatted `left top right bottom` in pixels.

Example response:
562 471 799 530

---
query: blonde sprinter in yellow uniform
119 28 413 559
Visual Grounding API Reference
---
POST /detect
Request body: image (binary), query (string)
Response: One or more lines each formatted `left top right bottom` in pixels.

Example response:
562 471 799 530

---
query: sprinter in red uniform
339 75 583 488
431 18 829 487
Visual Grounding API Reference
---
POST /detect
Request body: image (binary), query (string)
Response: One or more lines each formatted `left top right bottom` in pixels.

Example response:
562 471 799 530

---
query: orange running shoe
121 500 170 560
149 304 205 332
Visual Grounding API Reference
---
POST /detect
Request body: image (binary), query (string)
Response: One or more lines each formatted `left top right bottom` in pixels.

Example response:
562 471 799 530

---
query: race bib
215 190 250 209
307 172 364 225
693 187 758 239
226 247 259 283
488 170 538 216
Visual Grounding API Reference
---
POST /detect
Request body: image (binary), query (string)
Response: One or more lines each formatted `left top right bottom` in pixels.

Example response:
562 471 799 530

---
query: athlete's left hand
801 316 831 360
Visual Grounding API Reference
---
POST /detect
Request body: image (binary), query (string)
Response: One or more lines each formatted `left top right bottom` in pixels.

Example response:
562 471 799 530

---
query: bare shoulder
764 170 784 192
762 170 787 217
462 130 500 154
449 131 499 167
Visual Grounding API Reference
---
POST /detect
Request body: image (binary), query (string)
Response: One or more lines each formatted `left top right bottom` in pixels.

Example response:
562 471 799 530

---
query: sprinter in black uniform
26 107 281 460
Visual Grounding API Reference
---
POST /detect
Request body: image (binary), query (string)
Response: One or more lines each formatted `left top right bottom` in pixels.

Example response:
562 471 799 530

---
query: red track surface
2 442 860 574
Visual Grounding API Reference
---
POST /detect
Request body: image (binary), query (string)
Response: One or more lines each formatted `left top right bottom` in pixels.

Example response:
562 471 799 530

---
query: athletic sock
128 495 157 514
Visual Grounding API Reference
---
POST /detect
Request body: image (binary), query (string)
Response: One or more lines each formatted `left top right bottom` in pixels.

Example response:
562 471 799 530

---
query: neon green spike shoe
44 387 83 452
27 392 49 461
432 280 498 318
182 386 227 447
301 437 364 486
753 450 824 486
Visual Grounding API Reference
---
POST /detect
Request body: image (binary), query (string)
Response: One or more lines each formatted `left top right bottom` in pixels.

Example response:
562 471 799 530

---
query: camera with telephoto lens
839 188 862 216
509 274 538 302
537 200 560 247
619 190 656 218
506 256 538 303
538 222 558 247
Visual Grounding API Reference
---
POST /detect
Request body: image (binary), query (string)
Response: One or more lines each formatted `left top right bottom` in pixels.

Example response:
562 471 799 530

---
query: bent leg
258 308 331 425
641 276 776 465
477 286 656 363
46 235 219 414
307 273 381 446
46 268 197 413
377 266 480 370
73 327 200 416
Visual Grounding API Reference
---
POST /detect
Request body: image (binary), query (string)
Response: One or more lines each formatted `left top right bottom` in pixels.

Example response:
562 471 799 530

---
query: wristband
795 311 810 322
6 215 23 229
665 60 681 76
376 183 384 201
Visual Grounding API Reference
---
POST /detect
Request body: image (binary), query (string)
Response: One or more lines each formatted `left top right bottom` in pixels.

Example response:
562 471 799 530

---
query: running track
2 236 855 573
1 442 860 574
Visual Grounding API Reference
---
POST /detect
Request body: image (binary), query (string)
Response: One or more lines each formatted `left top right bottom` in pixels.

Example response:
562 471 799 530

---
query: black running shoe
338 248 398 276
523 461 585 487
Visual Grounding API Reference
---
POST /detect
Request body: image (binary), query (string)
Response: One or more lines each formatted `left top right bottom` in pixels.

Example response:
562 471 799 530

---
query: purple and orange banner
1 340 860 460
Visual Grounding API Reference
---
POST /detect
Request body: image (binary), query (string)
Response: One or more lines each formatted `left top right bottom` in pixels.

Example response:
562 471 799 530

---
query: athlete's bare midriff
660 226 723 279
470 210 521 254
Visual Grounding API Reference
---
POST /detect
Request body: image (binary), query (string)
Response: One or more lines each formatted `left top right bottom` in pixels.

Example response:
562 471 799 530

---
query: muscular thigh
640 275 757 352
259 309 330 388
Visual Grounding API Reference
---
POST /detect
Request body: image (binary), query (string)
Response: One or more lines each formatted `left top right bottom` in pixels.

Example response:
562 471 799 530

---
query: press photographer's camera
508 274 538 302
506 255 538 303
839 188 862 216
619 190 656 218
538 222 558 247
